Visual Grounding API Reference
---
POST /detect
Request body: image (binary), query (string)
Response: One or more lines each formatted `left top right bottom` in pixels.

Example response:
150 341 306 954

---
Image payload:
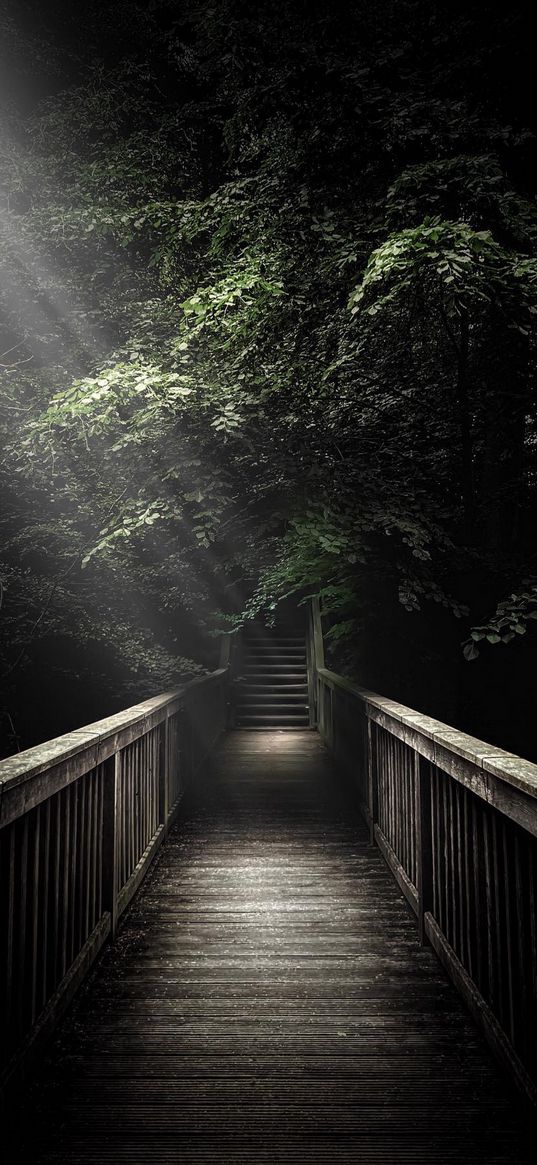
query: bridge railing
0 665 229 1099
310 601 537 1106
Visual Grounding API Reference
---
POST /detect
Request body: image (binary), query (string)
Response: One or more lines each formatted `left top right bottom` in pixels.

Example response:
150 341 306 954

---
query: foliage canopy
1 1 536 750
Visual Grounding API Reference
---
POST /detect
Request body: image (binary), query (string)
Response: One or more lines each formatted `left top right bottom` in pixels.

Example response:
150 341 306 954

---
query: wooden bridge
1 603 536 1161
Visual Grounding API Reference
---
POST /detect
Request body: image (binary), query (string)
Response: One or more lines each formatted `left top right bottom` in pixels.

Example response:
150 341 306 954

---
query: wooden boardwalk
11 731 532 1163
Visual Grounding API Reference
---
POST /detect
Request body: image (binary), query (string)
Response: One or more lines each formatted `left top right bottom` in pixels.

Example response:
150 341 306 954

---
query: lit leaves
462 584 537 660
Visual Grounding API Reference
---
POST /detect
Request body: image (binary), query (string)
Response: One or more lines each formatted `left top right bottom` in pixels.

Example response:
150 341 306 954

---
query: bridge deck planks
11 730 532 1163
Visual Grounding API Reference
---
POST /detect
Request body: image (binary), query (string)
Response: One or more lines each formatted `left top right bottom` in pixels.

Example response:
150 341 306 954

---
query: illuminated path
15 731 531 1163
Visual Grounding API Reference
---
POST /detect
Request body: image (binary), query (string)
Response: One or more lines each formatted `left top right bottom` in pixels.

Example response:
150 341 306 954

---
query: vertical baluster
146 730 152 841
103 752 120 937
491 815 505 1027
447 778 456 953
387 732 393 850
132 738 139 869
367 718 377 846
38 799 51 1012
441 775 449 939
147 731 152 836
84 774 93 943
417 755 433 945
376 728 383 838
134 739 138 863
383 732 389 843
156 727 161 829
168 715 174 809
142 733 147 849
139 735 144 857
75 777 86 955
454 780 464 961
16 815 29 1040
129 740 135 872
68 782 79 968
147 731 152 841
398 739 405 868
142 733 147 848
471 798 483 992
406 745 411 875
431 768 439 921
461 787 468 978
502 826 515 1045
483 812 496 1012
127 743 133 875
409 746 415 882
29 805 41 1024
95 766 104 923
528 846 537 1076
410 749 416 887
120 745 126 889
147 726 153 838
393 736 399 858
432 769 439 924
3 826 16 1059
122 746 128 885
514 833 528 1065
49 794 61 995
134 738 140 865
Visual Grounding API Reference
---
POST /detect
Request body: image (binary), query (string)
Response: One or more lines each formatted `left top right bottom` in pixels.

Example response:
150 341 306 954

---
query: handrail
309 603 537 1106
0 664 230 1100
317 666 537 808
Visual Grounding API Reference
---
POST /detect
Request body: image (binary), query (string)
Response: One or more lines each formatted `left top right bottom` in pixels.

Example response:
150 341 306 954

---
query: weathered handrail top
0 669 227 826
317 666 537 802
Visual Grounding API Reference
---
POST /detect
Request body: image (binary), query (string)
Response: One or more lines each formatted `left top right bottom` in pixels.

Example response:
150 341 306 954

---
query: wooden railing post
218 633 231 670
306 606 316 728
102 752 120 938
310 597 325 730
416 754 433 945
218 634 231 729
159 711 170 830
367 718 378 846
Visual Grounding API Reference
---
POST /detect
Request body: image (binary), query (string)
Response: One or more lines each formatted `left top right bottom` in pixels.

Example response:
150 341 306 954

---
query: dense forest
1 1 536 756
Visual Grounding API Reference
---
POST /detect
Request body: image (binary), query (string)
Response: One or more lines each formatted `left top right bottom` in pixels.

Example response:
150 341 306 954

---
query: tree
1 1 536 751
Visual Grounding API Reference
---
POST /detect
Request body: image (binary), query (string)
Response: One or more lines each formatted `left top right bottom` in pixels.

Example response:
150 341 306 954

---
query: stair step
244 659 306 667
243 645 306 652
243 667 306 674
244 639 304 646
242 647 305 657
244 652 306 661
236 715 310 725
236 694 307 703
236 680 307 689
234 725 311 731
